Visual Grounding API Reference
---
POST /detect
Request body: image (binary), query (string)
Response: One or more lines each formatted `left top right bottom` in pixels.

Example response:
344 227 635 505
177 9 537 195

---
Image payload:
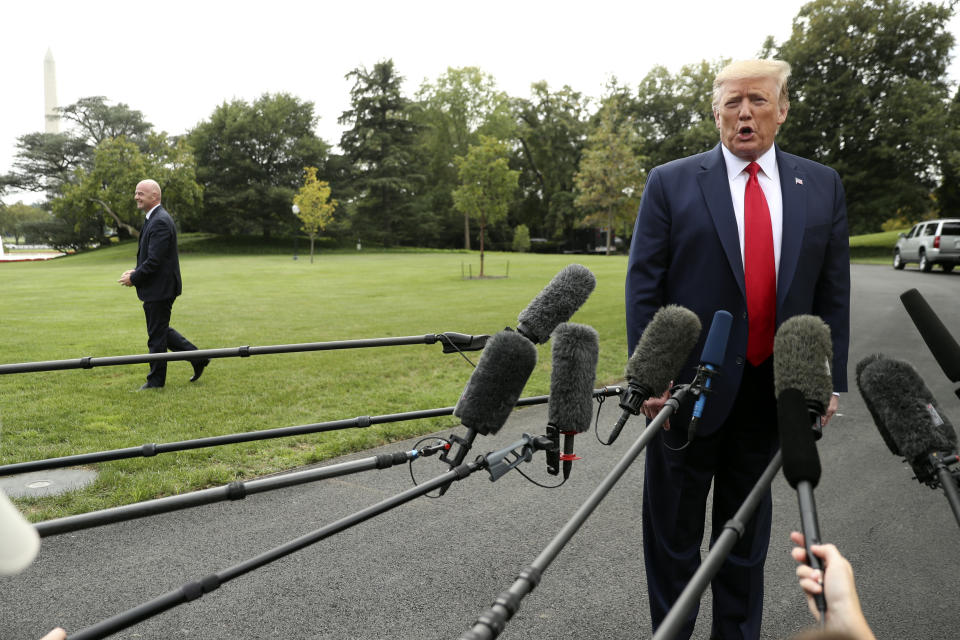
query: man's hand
822 394 839 427
641 384 672 430
119 269 135 286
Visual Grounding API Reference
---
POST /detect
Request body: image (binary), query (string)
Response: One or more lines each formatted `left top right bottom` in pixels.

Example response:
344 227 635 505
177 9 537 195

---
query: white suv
893 218 960 272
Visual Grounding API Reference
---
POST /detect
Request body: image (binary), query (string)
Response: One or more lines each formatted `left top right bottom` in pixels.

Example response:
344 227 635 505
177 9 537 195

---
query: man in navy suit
625 60 850 639
119 179 209 390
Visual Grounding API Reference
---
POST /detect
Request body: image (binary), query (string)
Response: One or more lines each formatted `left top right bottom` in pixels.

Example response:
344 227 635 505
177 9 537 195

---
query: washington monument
44 48 59 133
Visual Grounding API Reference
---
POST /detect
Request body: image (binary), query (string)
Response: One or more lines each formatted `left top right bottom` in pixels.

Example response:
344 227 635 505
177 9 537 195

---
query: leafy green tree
414 67 515 248
628 61 724 172
0 202 51 244
57 96 152 150
512 82 590 245
512 223 531 253
189 93 328 237
293 166 338 263
574 97 646 254
339 60 422 247
776 0 955 233
4 132 89 195
453 136 519 276
55 135 202 241
936 87 960 216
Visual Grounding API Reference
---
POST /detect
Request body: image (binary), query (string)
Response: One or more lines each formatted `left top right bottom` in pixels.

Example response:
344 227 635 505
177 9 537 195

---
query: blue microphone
688 310 733 442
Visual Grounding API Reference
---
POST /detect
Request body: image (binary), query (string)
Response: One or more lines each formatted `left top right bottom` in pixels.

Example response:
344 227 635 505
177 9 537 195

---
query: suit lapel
697 145 746 299
776 146 807 311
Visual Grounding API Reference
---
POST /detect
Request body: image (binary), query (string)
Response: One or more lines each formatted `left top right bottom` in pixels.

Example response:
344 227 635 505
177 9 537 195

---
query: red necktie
744 162 776 366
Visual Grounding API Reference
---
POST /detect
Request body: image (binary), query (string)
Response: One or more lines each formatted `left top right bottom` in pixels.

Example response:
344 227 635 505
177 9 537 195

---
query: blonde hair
712 59 791 111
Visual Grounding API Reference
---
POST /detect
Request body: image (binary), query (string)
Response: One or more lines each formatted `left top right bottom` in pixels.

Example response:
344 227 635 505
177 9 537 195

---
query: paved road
2 263 958 640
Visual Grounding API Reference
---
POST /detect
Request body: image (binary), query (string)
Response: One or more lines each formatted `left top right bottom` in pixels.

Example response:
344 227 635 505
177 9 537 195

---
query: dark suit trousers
143 299 198 387
642 359 779 640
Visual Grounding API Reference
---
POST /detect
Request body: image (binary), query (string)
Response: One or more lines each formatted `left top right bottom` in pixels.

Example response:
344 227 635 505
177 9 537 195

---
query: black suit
625 144 850 639
131 205 199 387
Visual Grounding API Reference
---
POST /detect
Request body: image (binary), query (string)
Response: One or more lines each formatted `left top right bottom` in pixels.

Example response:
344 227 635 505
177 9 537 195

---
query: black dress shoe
138 383 162 391
190 358 210 382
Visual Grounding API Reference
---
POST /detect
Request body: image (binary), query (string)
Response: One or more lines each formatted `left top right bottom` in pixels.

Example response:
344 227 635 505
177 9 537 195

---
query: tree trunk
479 218 485 278
91 198 140 239
464 213 471 251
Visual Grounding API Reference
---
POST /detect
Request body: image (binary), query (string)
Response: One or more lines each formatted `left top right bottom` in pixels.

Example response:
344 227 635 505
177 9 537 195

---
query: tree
935 87 960 216
574 97 646 254
0 202 51 244
628 61 724 173
339 60 422 247
512 224 531 253
776 0 955 233
57 96 152 150
4 132 89 195
452 136 519 277
55 134 202 241
189 93 328 237
511 83 590 245
293 166 337 263
414 67 515 248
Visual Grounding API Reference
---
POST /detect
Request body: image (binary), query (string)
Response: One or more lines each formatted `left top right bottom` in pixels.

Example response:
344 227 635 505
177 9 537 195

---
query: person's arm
39 628 66 640
790 531 875 640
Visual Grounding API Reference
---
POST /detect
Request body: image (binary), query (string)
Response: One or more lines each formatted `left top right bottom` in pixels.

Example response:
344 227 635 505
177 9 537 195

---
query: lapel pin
795 177 804 185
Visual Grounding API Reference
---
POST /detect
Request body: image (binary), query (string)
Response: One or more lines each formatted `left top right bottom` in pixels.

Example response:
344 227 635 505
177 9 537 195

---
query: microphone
0 489 40 576
773 315 834 436
855 355 958 484
516 264 596 344
607 305 701 445
545 323 599 479
854 354 903 457
687 310 733 442
443 330 539 479
777 386 828 623
900 288 960 389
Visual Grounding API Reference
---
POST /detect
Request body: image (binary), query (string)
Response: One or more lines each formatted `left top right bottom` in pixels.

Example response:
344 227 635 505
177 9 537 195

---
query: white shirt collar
720 144 778 182
145 204 160 220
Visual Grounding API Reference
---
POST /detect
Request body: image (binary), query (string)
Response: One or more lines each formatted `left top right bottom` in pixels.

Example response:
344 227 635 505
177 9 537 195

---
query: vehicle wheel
944 264 955 273
893 250 905 270
919 250 932 272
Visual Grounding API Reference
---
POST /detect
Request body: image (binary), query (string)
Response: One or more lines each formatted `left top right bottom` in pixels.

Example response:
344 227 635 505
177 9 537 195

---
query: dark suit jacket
131 205 182 302
625 143 850 436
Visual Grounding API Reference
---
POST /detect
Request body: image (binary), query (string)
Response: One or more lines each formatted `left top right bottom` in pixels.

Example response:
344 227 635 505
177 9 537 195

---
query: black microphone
545 323 599 479
855 355 959 484
900 288 960 390
854 354 903 457
516 264 596 344
443 330 539 477
607 305 701 445
778 386 827 623
687 310 733 442
773 315 834 436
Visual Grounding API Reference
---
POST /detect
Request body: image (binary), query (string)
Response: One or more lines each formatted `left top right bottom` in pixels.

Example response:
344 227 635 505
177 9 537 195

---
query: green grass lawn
0 230 901 521
0 242 631 521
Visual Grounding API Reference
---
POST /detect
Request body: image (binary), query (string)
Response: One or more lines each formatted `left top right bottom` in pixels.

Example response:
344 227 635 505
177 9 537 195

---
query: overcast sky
3 0 958 205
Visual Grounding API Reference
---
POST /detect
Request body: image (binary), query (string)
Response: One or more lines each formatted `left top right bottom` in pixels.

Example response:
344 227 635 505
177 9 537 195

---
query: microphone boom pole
461 385 691 640
0 332 490 376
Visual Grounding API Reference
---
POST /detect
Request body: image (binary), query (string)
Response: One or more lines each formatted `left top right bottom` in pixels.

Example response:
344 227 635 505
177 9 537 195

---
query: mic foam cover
856 356 957 466
0 490 40 576
548 322 599 434
454 330 538 436
777 388 822 488
900 288 960 382
855 354 901 456
517 264 596 344
625 305 702 397
773 315 833 412
700 310 733 367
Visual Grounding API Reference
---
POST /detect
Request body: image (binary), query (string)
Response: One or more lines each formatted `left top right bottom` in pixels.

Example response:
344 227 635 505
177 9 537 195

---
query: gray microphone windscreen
517 264 597 344
625 305 702 397
857 356 957 467
454 330 538 436
548 323 599 434
855 354 901 456
773 315 833 413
